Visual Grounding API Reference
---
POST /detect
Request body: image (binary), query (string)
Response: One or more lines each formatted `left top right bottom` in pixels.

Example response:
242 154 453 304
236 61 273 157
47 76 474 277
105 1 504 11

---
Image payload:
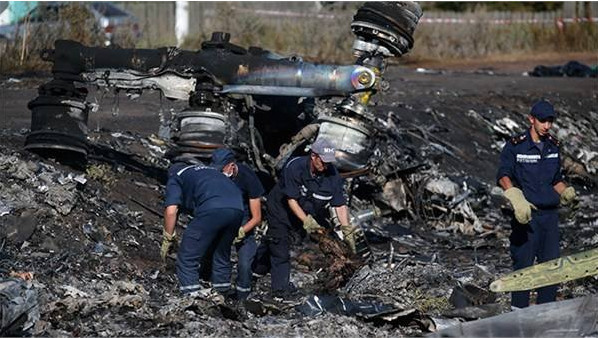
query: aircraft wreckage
8 1 598 335
21 0 597 287
24 2 424 237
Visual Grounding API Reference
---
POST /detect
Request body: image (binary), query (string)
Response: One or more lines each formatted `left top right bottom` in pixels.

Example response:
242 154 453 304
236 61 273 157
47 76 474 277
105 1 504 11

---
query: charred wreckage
24 1 425 246
3 1 597 336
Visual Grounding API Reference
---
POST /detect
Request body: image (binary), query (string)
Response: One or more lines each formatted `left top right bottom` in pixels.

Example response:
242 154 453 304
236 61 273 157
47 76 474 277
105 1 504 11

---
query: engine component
173 110 228 160
25 80 90 160
24 2 424 234
317 115 375 171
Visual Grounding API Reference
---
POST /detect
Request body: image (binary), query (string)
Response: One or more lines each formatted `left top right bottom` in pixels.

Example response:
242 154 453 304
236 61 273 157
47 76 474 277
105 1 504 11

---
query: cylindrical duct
25 80 90 159
317 115 374 171
173 109 228 160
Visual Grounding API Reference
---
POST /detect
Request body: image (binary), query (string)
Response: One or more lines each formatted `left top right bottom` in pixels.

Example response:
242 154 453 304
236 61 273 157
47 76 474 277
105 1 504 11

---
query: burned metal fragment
430 295 598 337
0 278 39 336
490 247 598 292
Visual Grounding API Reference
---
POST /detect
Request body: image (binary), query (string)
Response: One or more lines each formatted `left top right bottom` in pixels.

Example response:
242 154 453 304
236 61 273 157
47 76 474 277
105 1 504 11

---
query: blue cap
530 100 556 119
210 148 235 170
311 138 336 163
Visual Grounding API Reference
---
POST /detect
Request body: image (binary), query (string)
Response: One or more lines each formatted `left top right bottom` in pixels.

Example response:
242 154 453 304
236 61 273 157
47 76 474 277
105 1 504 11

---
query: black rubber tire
353 1 423 46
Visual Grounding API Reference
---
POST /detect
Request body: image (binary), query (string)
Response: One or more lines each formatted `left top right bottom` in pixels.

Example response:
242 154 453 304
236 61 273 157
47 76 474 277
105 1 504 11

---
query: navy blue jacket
164 162 243 216
496 130 564 209
231 162 265 223
281 156 346 214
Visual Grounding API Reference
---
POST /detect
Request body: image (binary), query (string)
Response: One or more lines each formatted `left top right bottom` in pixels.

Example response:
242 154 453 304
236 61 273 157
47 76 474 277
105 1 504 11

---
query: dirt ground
403 51 598 73
0 57 597 336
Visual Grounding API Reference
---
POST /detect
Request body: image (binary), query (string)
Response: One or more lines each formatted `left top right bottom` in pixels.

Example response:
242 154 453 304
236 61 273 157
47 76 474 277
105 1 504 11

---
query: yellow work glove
503 187 537 224
160 230 176 260
302 215 323 234
341 224 359 254
560 186 576 206
233 227 246 245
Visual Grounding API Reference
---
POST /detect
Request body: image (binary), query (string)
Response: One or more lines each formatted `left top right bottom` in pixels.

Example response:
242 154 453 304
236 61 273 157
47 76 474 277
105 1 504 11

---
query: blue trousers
253 233 290 292
509 209 560 308
176 208 242 294
234 232 257 299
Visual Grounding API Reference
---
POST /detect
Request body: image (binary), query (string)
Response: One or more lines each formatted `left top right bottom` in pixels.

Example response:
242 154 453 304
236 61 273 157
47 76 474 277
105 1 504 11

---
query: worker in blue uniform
497 100 577 308
210 148 265 300
161 156 243 296
252 138 361 299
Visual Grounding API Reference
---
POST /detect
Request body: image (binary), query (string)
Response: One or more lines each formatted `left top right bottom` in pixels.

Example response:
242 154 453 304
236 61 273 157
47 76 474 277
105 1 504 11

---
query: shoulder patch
546 133 560 147
510 133 527 145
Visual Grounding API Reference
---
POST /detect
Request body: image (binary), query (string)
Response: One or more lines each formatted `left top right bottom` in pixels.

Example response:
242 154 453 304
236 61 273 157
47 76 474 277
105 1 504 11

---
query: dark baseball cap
311 138 336 163
210 148 235 170
530 100 556 120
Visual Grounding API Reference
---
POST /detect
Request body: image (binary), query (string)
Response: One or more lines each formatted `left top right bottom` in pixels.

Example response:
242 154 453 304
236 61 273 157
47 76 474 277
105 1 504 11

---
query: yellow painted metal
490 247 598 292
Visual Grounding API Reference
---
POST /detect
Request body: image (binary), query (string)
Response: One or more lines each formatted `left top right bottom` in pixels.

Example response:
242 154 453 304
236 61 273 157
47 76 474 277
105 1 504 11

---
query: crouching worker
211 148 265 300
161 155 243 297
252 138 360 300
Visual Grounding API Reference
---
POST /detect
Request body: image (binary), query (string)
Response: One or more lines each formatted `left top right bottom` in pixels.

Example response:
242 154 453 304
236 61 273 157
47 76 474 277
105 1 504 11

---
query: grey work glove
560 186 576 206
302 215 323 234
503 187 537 224
233 227 246 245
160 230 176 261
341 224 359 254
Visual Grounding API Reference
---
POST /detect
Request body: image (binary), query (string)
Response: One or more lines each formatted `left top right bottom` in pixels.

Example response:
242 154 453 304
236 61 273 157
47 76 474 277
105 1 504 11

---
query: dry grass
1 4 596 75
410 10 598 63
180 4 354 63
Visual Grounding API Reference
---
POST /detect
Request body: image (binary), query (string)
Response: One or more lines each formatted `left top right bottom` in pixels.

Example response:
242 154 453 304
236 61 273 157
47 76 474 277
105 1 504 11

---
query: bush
0 3 134 74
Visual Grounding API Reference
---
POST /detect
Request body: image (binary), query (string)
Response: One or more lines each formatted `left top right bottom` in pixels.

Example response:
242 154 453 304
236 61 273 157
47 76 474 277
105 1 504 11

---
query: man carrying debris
497 100 577 308
161 156 243 297
252 138 360 299
210 148 265 300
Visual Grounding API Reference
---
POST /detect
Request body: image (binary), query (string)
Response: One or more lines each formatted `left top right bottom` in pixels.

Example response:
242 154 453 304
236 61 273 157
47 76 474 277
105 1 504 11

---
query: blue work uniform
164 162 243 295
496 130 564 308
253 156 346 292
230 163 265 299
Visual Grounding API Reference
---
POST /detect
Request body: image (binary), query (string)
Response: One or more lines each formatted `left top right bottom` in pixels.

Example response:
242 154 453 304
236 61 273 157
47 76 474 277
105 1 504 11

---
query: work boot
272 282 302 303
236 291 250 301
220 288 237 301
252 272 265 279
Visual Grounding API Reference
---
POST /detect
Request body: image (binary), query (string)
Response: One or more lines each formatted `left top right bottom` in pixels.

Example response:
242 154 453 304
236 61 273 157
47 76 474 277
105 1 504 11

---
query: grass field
1 4 596 74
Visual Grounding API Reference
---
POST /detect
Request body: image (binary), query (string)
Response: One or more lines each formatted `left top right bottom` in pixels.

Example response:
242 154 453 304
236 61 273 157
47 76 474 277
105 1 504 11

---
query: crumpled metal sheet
425 177 460 197
0 278 39 336
430 295 598 337
47 281 148 317
298 294 435 331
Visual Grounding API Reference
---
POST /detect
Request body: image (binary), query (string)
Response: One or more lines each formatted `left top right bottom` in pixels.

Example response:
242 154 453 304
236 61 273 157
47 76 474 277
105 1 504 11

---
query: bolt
357 71 372 85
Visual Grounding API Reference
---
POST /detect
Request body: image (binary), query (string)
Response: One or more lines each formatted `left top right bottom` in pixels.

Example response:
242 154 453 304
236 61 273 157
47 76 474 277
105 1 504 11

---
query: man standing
161 156 243 296
210 148 265 300
253 138 360 299
497 100 576 308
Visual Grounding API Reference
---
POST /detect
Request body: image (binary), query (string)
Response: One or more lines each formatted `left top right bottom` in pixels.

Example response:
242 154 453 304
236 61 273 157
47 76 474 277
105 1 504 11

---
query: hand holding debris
233 227 246 244
560 186 577 206
503 187 536 224
341 224 359 254
303 215 323 234
160 230 176 260
341 224 359 253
